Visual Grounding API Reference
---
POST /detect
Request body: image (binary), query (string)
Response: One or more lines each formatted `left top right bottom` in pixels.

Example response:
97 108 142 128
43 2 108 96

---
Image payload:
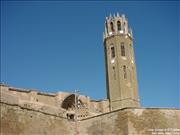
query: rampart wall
0 84 109 119
1 102 180 135
1 84 64 107
1 102 72 135
80 108 180 135
1 84 179 135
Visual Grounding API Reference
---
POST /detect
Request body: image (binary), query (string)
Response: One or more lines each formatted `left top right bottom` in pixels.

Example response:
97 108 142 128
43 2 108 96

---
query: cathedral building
0 13 179 135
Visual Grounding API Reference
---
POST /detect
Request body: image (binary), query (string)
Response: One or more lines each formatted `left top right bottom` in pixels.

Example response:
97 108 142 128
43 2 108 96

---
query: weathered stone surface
0 103 73 135
104 14 140 111
1 12 179 135
0 84 110 120
79 108 180 135
1 102 180 135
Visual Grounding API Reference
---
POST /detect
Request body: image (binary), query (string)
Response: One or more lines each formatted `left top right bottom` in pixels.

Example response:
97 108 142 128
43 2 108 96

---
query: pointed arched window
110 22 114 32
117 21 121 31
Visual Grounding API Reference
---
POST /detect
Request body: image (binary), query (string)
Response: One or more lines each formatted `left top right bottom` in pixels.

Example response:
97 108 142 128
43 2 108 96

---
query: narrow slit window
117 21 121 31
123 65 127 79
121 43 125 56
111 46 115 58
113 66 116 80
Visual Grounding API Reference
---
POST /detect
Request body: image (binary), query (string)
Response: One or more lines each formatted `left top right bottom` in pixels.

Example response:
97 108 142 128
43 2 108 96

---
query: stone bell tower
103 13 140 111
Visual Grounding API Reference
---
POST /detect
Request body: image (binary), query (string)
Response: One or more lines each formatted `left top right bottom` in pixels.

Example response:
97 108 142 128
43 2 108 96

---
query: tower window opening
121 43 125 56
110 22 114 32
117 21 121 31
123 65 127 79
111 46 115 58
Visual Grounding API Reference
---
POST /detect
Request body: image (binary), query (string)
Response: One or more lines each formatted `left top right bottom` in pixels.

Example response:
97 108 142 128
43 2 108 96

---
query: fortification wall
89 100 110 114
1 101 180 135
1 84 179 135
80 108 180 135
0 85 110 119
0 85 58 106
0 102 73 135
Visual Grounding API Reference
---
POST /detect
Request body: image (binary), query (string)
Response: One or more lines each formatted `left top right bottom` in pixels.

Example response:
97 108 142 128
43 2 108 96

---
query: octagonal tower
103 13 140 111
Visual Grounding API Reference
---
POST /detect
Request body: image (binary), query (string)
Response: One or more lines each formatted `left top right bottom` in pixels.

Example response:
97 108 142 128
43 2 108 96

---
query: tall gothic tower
103 13 140 111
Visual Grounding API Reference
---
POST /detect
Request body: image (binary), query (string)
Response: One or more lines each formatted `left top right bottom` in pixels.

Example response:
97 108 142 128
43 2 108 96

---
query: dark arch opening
110 22 114 32
61 94 84 110
117 21 121 31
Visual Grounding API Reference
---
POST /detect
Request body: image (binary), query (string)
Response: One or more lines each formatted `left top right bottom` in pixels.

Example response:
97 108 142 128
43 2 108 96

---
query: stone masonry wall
80 108 180 135
1 102 180 135
0 102 74 135
1 84 180 135
0 85 110 117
